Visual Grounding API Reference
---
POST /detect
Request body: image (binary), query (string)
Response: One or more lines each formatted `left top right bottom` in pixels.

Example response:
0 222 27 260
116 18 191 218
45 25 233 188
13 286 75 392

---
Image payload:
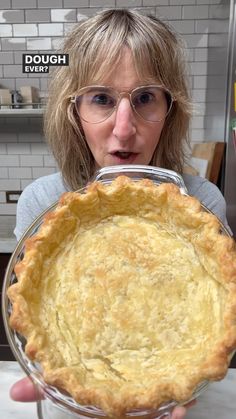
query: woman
14 9 229 239
11 8 230 418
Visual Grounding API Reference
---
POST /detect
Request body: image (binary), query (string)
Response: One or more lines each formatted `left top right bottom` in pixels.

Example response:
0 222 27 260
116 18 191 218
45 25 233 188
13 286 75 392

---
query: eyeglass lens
75 86 172 123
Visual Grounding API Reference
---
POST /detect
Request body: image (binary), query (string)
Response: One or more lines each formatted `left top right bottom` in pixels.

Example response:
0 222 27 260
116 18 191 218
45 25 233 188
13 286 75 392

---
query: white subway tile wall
13 23 38 37
0 1 230 221
0 24 12 36
51 9 77 21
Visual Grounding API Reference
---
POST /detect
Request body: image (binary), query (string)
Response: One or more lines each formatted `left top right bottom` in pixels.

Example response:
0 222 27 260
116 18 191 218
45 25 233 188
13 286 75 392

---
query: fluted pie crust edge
8 176 236 417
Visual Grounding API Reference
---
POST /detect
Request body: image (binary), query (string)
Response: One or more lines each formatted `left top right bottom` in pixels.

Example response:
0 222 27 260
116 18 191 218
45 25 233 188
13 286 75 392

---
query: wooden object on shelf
184 142 225 185
191 142 225 184
0 89 11 109
19 86 39 109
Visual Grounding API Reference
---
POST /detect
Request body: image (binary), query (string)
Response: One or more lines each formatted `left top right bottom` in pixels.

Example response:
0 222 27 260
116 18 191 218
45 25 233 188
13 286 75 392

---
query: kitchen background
0 0 232 240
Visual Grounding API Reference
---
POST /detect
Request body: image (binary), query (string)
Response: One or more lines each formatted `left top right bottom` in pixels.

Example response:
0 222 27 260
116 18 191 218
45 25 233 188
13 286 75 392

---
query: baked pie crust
8 176 236 417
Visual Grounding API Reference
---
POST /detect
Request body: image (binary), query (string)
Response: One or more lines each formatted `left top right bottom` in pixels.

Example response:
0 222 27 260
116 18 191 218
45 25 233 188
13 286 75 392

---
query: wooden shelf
0 108 44 117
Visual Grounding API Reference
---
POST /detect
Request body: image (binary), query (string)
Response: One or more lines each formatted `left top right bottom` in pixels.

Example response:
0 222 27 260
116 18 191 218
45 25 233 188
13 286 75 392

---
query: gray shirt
14 172 231 240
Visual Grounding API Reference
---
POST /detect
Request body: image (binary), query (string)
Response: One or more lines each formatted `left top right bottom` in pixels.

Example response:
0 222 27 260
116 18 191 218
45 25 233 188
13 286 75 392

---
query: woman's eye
91 93 114 106
134 92 155 106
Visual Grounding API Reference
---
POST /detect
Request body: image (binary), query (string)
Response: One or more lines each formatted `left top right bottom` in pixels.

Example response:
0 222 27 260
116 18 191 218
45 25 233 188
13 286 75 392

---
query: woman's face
80 49 166 169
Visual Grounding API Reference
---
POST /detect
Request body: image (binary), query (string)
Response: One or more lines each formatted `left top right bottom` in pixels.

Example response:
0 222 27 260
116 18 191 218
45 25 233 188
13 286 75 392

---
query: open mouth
112 151 135 159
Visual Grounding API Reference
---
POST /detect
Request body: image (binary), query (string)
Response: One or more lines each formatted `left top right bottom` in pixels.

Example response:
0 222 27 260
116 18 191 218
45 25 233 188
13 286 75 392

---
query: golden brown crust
8 176 236 417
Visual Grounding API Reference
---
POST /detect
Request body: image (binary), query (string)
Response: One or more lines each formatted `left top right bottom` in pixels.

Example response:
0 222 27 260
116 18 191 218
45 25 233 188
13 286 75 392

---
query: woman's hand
171 406 187 419
171 400 197 419
10 376 44 402
10 377 196 419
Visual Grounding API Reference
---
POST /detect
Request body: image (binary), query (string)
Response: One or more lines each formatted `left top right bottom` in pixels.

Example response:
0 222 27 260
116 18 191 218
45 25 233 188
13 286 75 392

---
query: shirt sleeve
14 173 68 241
14 182 45 241
186 177 233 236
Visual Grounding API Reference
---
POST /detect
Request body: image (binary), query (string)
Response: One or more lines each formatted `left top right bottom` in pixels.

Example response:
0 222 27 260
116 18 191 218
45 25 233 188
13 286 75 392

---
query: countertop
0 238 17 253
0 361 235 418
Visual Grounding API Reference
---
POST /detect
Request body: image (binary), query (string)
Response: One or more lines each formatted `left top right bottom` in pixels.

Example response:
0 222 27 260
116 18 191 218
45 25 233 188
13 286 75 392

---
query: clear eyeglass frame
70 85 176 124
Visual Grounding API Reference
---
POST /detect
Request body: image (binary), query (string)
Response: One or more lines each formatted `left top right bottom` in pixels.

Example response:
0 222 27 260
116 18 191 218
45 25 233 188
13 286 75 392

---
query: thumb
10 376 43 402
171 406 187 419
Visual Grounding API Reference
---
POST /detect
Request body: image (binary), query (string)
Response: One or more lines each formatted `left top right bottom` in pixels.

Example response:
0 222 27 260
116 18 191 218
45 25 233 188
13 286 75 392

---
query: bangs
64 9 185 96
76 38 161 88
82 46 124 86
68 10 166 89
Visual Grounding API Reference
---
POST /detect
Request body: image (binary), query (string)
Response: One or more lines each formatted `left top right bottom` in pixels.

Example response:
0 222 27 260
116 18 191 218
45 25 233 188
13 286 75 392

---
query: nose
112 97 136 141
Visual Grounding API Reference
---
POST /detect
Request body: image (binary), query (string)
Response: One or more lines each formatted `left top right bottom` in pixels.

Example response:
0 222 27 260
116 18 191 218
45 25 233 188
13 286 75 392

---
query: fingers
171 399 197 419
10 376 43 402
171 406 187 419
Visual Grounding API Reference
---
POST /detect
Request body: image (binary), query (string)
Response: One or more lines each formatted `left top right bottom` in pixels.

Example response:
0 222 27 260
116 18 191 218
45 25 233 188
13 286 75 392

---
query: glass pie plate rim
2 165 232 418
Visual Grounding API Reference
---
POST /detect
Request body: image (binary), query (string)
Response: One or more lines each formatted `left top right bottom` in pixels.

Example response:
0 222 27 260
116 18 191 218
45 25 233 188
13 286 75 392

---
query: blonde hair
45 8 192 190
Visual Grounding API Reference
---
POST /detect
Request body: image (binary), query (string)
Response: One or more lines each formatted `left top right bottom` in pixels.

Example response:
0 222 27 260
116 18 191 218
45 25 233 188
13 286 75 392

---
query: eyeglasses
70 85 175 124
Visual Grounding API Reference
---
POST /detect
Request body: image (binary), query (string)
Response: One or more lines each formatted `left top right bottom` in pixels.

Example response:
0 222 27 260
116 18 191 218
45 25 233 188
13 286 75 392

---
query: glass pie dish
2 165 236 419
